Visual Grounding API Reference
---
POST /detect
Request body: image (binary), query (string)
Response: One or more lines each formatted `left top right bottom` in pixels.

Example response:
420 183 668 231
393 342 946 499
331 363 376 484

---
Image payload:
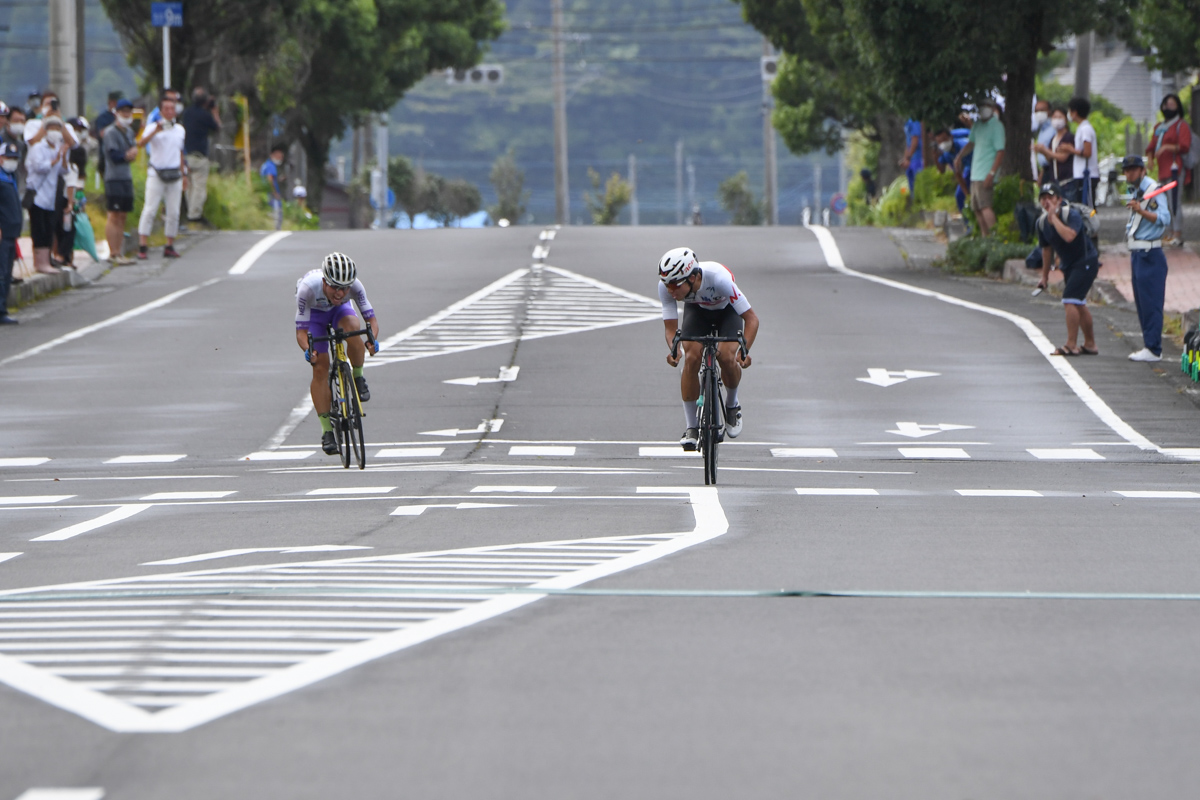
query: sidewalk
1096 243 1200 314
9 236 108 308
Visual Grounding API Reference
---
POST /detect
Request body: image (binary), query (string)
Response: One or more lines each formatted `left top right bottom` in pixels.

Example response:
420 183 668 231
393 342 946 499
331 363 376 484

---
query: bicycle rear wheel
342 362 367 470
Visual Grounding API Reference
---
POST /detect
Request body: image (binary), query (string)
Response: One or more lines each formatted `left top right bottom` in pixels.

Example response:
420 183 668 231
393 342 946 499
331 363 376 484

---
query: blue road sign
151 3 183 27
370 188 396 210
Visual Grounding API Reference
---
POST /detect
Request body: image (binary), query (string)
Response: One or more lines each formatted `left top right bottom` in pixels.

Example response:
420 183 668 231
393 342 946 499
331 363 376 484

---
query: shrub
584 168 632 225
941 236 1034 274
717 171 762 225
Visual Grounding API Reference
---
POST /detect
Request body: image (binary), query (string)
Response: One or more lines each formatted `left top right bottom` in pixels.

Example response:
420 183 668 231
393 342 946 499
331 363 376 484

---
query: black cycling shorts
680 303 743 340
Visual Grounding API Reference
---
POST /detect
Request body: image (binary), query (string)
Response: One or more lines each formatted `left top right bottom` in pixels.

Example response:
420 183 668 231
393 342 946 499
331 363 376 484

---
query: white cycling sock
725 384 739 408
682 400 698 428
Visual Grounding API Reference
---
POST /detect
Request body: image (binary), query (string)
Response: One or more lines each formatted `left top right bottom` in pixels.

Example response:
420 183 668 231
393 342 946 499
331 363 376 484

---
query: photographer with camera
180 86 220 226
135 93 187 260
1036 181 1100 356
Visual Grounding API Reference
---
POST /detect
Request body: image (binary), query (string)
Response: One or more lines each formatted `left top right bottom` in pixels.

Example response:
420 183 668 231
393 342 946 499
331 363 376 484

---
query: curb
11 257 109 308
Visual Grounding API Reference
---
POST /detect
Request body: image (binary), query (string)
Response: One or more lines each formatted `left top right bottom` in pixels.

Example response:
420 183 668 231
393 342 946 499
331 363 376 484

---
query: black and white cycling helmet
321 252 356 287
658 247 698 283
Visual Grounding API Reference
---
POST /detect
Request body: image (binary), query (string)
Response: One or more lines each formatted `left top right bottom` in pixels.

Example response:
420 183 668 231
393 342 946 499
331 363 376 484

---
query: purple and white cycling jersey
295 269 376 354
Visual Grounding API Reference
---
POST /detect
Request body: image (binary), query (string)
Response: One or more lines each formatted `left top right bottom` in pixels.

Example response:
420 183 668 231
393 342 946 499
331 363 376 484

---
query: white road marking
771 448 838 458
0 278 221 368
257 395 315 453
390 506 430 516
244 450 315 461
143 546 372 566
8 475 233 483
508 446 576 456
807 224 1160 452
1159 448 1200 460
1115 491 1200 499
0 496 74 506
956 489 1043 497
639 447 700 457
14 789 104 800
0 488 725 732
31 505 152 542
1028 448 1104 460
888 422 974 438
375 448 446 458
420 419 504 437
226 230 291 275
305 487 395 496
795 488 879 496
856 368 940 387
445 366 521 386
471 485 555 493
103 455 186 465
140 491 236 501
898 448 970 459
0 553 21 564
0 458 50 467
391 501 521 516
532 244 550 260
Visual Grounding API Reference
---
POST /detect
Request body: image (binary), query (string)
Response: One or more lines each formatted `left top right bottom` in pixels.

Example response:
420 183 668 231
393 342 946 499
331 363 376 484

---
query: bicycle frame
670 329 747 485
307 324 377 470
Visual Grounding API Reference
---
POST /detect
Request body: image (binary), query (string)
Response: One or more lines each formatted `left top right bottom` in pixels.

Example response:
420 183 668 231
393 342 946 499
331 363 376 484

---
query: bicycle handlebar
306 324 378 358
670 329 747 361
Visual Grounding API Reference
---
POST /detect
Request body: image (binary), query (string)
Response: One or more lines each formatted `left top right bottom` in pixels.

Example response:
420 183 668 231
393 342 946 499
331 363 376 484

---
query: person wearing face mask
954 96 1005 236
1033 105 1074 186
136 95 189 259
0 142 22 324
24 116 69 274
934 127 971 218
52 119 89 269
1062 97 1098 206
24 93 78 151
1146 93 1192 247
102 99 139 264
261 143 287 231
0 107 27 197
1031 99 1055 180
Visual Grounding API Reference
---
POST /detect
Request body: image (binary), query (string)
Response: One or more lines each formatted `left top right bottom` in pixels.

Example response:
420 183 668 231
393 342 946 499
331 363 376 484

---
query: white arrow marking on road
31 505 152 542
142 545 372 566
887 422 976 439
444 366 520 386
856 368 941 387
420 419 505 437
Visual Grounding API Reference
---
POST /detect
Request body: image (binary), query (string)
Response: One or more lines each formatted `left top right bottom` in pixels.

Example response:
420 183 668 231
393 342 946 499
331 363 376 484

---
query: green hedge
941 237 1034 274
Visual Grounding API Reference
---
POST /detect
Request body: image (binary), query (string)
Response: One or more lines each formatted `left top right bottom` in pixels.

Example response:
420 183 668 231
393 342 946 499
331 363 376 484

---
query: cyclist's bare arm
739 309 760 366
296 329 310 352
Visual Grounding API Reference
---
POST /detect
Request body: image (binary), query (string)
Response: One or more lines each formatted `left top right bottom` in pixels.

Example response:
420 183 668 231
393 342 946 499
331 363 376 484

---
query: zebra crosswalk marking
0 488 724 733
370 265 659 366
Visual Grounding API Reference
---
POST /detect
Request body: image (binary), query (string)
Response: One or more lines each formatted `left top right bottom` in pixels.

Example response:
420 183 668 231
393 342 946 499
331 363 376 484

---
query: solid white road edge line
805 224 1159 451
30 505 152 542
14 789 105 800
0 278 222 368
227 230 292 275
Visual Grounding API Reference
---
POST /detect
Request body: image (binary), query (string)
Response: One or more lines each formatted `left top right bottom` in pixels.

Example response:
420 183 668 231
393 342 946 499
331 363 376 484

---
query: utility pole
675 140 684 225
48 0 78 117
1074 32 1092 100
761 37 778 226
686 157 696 217
75 0 85 115
814 163 823 224
552 0 570 225
372 113 389 229
628 153 638 226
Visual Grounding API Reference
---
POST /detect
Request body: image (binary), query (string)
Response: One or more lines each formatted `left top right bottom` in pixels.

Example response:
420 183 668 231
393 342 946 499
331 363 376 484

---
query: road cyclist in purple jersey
658 247 760 450
295 252 381 455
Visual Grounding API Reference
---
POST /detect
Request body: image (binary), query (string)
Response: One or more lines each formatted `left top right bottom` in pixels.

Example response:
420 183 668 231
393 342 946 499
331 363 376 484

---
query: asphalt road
1 223 1198 799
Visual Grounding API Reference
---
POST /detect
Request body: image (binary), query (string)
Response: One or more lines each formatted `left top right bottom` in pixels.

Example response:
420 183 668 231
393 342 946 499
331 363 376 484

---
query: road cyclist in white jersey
295 252 381 455
658 247 760 450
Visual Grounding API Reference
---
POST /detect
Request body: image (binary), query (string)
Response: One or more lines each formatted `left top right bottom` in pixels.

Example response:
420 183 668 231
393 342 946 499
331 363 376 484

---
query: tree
442 179 483 225
1133 0 1200 73
489 150 529 224
717 172 763 225
100 0 506 210
388 155 422 221
582 168 631 225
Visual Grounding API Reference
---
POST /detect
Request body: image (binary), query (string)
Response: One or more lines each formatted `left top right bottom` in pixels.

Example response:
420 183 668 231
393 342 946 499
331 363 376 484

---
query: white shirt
294 269 375 327
141 119 186 173
658 262 752 320
1072 119 1099 179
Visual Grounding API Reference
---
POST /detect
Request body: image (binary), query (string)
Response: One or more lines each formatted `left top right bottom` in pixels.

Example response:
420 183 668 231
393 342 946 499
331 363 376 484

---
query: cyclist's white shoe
724 406 743 438
680 428 699 451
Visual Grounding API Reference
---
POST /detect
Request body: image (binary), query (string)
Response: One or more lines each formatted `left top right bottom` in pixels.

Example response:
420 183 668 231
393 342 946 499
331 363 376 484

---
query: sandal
1052 346 1081 356
1079 346 1099 355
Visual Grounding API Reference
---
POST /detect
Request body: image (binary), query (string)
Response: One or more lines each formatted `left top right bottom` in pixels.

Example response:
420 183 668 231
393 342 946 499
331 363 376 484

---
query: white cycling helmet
321 252 356 287
658 247 698 283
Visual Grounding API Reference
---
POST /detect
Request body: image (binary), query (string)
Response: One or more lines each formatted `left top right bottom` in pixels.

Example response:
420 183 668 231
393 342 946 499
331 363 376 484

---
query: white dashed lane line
772 448 838 458
639 447 700 457
795 488 879 496
243 451 315 461
140 492 236 501
956 489 1043 497
306 487 396 496
0 458 50 467
0 496 74 505
1028 448 1105 460
103 455 187 465
509 446 576 456
13 789 105 800
1115 491 1200 499
376 448 446 458
471 485 556 493
898 448 970 459
31 505 152 542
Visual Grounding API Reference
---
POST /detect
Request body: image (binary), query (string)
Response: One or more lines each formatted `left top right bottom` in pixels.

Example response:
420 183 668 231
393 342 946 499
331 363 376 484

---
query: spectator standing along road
2 107 28 195
261 143 286 231
24 116 69 275
90 91 122 142
0 142 22 324
1063 97 1099 206
900 118 924 199
102 100 138 265
1034 105 1074 185
54 118 88 269
1035 181 1100 356
1031 99 1054 181
136 96 188 260
955 97 1005 237
180 87 220 226
1146 93 1192 247
1121 155 1172 363
934 127 971 218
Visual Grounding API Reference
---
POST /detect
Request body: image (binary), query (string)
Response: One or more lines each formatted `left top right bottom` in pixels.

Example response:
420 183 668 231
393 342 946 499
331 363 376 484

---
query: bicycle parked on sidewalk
671 328 747 485
308 323 376 470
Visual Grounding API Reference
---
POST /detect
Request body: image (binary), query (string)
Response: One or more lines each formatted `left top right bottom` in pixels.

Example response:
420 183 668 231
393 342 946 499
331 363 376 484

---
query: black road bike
671 328 748 485
308 325 377 470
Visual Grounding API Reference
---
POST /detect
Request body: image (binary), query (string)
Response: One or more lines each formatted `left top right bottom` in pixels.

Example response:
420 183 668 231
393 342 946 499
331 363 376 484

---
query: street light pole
552 0 570 225
761 37 778 226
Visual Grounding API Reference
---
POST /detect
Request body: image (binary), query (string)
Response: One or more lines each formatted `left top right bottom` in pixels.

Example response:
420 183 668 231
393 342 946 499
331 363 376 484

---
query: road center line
0 278 222 368
805 224 1159 451
227 231 292 275
31 505 152 542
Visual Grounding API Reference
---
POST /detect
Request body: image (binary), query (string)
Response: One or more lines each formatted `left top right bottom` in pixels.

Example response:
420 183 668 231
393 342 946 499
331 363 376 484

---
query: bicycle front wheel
331 364 352 469
342 363 367 470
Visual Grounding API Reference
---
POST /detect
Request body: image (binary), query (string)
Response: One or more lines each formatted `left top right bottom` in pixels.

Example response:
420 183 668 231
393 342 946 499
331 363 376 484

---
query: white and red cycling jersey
657 261 752 320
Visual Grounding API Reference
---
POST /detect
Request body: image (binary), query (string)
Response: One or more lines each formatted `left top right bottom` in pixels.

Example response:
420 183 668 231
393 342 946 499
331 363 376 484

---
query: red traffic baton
1142 180 1178 202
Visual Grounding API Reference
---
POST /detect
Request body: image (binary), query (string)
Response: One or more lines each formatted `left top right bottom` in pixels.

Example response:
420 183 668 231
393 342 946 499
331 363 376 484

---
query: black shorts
28 205 56 248
105 180 134 212
680 303 743 340
1061 260 1098 305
